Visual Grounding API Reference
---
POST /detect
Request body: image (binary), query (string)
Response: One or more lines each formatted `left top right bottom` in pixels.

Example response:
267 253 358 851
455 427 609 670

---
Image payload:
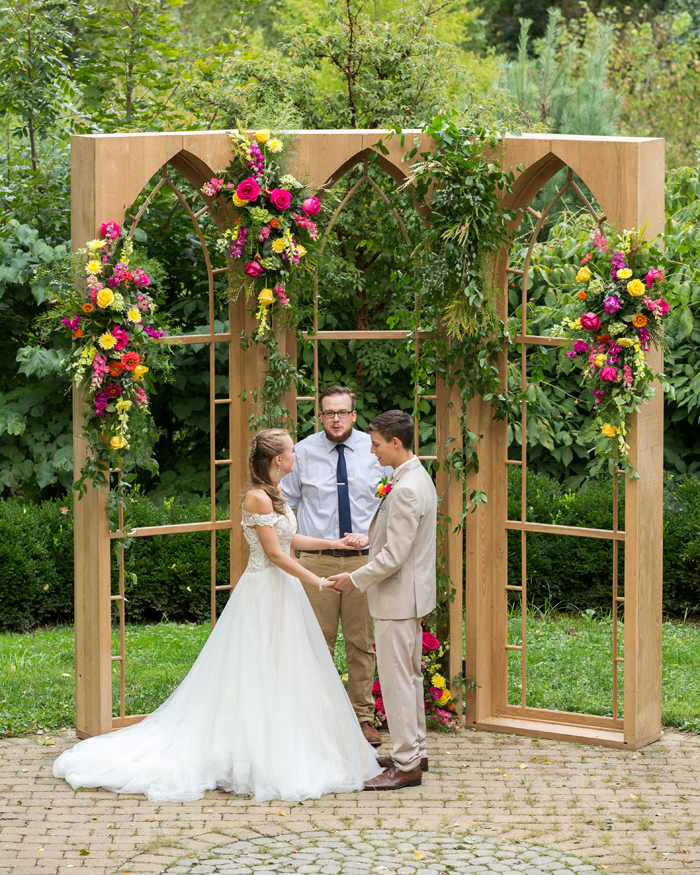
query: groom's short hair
366 410 414 450
319 385 356 411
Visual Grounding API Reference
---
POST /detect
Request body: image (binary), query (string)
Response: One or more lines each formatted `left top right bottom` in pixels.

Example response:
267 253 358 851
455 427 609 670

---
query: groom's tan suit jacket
351 457 437 620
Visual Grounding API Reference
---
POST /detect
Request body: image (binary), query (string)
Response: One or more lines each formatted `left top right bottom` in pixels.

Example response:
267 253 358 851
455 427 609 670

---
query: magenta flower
236 177 261 202
592 389 606 404
269 188 292 210
132 269 150 287
244 261 264 278
600 366 619 383
302 196 321 217
422 632 440 652
107 276 120 289
104 384 122 398
580 312 601 331
656 298 670 315
100 221 122 241
645 268 665 287
611 250 626 280
603 296 621 315
372 680 382 696
112 326 129 351
573 340 590 355
134 386 148 407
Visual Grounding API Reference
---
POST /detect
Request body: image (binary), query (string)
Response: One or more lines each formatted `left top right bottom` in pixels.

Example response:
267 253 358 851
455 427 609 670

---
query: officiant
282 385 392 748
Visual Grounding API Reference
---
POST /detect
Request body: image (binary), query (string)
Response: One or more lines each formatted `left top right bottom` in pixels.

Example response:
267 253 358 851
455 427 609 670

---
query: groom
328 409 437 790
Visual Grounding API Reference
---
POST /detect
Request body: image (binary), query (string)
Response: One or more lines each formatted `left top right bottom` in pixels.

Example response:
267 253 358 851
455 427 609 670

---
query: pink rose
302 196 321 216
600 366 619 383
580 312 601 332
422 632 440 652
269 188 292 210
236 177 261 202
657 298 670 315
244 261 264 277
112 326 129 351
132 269 150 287
372 680 382 696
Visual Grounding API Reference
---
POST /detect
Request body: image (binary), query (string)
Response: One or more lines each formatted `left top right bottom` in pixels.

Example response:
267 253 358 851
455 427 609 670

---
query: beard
323 421 355 444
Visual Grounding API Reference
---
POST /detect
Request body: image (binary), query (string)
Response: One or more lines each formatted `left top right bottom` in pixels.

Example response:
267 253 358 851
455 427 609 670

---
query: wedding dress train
53 506 381 802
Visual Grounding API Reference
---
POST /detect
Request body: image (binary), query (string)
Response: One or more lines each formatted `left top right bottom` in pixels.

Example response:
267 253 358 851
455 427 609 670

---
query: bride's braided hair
248 428 289 514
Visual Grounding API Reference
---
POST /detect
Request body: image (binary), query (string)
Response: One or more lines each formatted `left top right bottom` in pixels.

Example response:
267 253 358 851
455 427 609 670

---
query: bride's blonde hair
248 428 289 514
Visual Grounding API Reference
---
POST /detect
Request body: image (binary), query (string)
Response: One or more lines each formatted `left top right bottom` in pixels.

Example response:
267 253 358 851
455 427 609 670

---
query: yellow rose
617 268 632 280
110 435 127 450
627 279 645 297
594 353 606 367
126 307 141 323
601 424 618 437
296 245 307 257
618 338 634 347
133 365 149 381
439 690 451 706
258 288 275 307
272 238 286 253
232 193 248 207
431 674 446 689
255 129 271 143
87 260 102 275
96 288 114 308
576 267 592 282
99 332 116 350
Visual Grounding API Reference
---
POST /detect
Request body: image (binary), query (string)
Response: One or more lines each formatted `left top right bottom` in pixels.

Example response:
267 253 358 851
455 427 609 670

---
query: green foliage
499 8 621 136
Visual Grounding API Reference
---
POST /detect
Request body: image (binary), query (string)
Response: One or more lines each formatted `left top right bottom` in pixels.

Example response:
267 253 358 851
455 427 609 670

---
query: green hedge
0 472 698 631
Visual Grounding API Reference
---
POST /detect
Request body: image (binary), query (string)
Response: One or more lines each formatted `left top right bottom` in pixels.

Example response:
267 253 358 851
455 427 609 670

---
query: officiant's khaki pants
299 552 375 724
375 617 427 772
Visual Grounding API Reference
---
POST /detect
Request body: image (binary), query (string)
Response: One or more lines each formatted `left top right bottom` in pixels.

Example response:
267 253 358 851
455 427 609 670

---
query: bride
54 428 382 802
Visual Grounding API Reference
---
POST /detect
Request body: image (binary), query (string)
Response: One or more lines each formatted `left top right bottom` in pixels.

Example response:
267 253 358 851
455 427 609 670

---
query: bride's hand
342 532 368 550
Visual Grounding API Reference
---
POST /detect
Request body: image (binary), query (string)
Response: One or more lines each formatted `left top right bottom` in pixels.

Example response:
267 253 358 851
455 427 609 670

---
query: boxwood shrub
0 471 698 631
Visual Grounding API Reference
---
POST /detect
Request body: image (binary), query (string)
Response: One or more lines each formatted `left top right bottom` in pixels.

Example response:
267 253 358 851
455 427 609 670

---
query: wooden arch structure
71 130 664 750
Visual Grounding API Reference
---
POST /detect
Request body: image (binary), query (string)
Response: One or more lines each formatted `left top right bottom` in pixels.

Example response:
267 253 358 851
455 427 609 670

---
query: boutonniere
375 477 392 500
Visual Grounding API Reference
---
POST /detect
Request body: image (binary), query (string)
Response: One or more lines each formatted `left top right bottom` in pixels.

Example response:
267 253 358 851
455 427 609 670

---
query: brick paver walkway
1 728 699 875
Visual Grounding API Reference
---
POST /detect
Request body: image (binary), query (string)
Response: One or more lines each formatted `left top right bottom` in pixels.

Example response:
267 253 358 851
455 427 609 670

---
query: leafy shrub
0 472 698 631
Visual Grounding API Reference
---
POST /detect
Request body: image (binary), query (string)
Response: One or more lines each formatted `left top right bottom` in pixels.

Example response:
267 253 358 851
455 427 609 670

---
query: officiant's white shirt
281 428 392 539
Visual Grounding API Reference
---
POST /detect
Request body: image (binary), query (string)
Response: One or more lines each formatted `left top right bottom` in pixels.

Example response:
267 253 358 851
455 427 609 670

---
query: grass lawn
0 614 698 735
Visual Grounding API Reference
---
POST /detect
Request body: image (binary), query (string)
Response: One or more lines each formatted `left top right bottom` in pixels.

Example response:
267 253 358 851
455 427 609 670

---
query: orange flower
109 363 123 377
633 313 648 328
82 302 94 313
377 484 386 497
578 291 587 301
596 334 611 344
121 351 140 371
73 329 84 338
270 218 281 229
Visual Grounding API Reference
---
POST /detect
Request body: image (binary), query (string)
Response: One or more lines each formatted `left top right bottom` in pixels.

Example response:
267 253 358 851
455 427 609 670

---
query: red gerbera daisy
105 384 122 398
121 351 140 371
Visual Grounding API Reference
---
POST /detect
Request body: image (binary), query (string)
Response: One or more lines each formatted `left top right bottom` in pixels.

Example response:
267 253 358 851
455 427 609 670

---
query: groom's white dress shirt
281 427 392 538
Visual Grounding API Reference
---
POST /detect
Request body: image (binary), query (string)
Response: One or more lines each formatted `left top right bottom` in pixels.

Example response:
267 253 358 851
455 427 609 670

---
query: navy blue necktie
335 444 352 539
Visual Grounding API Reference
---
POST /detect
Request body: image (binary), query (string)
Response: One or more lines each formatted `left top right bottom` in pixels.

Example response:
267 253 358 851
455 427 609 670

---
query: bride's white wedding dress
53 506 381 802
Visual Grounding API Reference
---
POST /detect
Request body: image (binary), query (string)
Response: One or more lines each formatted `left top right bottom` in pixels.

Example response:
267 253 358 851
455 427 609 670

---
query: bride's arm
243 489 325 587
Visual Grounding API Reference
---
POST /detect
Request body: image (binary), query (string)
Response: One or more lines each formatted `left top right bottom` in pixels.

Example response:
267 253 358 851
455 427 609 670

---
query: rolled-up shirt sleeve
351 488 419 592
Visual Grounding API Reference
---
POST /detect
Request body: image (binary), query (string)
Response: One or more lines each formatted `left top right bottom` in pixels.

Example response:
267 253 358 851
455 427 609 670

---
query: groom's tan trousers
374 616 427 772
299 552 376 724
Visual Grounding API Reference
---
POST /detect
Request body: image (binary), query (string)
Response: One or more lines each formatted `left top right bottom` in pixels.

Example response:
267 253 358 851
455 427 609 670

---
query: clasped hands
319 532 368 593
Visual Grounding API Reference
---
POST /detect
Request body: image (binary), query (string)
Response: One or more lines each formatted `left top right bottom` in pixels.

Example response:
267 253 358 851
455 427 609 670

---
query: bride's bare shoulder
242 488 274 514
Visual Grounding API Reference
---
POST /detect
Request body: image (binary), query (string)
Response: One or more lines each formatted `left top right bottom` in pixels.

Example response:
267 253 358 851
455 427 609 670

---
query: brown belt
306 548 369 557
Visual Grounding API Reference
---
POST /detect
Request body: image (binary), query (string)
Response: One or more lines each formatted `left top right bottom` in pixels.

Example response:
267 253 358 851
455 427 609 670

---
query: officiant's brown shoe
360 721 382 747
376 754 429 772
364 762 422 790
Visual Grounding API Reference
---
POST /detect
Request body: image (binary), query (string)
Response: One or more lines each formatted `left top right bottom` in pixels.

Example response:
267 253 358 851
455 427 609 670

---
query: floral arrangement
372 628 459 730
37 222 173 499
202 129 321 338
375 476 392 499
552 227 671 473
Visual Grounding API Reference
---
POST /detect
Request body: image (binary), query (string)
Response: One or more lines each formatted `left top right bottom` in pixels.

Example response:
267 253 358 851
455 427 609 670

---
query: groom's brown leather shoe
360 721 382 747
364 762 422 790
377 754 429 772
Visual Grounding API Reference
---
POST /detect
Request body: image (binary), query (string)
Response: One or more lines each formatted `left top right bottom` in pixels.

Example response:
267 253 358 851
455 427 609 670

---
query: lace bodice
241 504 297 572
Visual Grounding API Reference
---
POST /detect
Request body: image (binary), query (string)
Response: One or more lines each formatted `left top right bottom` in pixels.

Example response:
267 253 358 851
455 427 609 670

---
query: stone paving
1 727 700 875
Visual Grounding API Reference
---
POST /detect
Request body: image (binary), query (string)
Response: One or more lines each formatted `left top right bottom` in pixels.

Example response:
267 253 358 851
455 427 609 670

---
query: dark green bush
0 471 697 631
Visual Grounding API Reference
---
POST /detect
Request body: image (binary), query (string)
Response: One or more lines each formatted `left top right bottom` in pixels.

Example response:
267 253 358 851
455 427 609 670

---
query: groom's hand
326 573 354 592
343 532 369 550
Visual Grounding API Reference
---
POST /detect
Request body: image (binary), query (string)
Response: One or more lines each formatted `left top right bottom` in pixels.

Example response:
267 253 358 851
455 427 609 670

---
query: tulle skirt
53 565 381 802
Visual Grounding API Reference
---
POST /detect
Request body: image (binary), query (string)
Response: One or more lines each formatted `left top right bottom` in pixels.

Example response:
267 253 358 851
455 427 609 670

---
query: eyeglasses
319 409 353 420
